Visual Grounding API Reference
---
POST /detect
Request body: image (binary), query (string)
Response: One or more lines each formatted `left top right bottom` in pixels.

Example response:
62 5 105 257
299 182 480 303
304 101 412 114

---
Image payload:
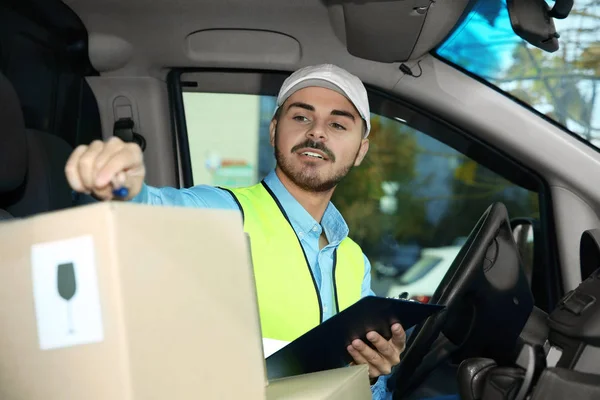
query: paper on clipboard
262 338 290 358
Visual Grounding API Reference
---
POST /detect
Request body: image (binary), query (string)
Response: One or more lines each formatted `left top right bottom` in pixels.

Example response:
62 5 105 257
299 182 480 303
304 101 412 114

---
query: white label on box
31 235 104 350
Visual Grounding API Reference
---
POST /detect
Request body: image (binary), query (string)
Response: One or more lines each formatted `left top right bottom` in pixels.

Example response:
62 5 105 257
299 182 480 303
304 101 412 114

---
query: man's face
270 86 369 192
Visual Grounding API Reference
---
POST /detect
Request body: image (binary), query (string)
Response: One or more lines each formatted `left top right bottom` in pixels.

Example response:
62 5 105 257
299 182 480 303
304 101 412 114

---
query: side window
182 92 277 186
180 79 545 308
330 110 540 302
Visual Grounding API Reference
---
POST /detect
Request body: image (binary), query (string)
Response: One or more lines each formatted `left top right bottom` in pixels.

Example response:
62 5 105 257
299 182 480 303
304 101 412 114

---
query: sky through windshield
436 0 600 148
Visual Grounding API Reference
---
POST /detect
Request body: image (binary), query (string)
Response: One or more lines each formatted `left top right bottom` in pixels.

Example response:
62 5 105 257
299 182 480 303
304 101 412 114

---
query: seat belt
113 117 146 151
112 95 146 151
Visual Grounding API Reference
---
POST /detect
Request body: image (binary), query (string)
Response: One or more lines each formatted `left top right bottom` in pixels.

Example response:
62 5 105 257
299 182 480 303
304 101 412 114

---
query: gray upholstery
0 209 13 221
5 129 74 217
0 72 74 218
0 73 27 193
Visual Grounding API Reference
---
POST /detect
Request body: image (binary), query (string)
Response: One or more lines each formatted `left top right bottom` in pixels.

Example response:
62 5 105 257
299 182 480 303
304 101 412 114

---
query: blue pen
112 186 129 199
111 174 129 199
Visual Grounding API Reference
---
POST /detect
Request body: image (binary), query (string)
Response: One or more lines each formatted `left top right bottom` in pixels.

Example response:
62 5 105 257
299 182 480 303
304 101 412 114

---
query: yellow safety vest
224 181 365 342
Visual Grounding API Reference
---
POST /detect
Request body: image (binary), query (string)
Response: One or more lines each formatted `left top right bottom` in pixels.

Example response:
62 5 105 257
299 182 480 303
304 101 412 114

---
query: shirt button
324 306 328 312
313 226 319 232
298 232 304 238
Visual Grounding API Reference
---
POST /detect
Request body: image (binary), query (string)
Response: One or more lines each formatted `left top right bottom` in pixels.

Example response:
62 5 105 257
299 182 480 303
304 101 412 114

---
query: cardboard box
0 202 372 399
266 364 372 400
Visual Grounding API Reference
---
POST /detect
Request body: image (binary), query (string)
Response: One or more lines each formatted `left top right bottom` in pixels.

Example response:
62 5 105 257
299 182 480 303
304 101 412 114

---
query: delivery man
65 64 405 399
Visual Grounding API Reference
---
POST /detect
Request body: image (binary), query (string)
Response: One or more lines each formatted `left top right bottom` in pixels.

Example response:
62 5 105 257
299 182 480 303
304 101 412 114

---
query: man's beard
274 128 357 193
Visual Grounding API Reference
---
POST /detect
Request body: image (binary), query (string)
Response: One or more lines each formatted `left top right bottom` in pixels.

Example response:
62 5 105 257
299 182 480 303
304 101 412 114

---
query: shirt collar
262 169 349 245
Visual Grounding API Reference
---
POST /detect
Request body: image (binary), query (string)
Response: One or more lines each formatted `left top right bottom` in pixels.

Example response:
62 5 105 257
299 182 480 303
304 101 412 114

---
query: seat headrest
0 73 27 193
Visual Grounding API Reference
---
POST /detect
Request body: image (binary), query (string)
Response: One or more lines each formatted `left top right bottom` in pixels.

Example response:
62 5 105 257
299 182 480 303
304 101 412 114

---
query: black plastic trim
166 69 192 188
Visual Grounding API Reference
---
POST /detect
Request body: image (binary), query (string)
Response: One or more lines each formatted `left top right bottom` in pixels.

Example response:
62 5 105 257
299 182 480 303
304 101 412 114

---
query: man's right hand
65 137 145 201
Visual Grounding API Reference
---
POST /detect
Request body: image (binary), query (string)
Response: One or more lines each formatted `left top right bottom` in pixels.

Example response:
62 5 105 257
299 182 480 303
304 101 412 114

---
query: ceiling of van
61 0 471 86
63 0 319 10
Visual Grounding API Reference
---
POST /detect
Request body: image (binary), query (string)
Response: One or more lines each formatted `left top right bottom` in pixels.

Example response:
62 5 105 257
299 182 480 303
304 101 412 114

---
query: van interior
1 0 600 398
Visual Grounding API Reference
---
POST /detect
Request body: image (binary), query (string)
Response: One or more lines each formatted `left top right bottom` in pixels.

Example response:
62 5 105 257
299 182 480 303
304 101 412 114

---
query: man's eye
293 116 309 122
331 123 346 130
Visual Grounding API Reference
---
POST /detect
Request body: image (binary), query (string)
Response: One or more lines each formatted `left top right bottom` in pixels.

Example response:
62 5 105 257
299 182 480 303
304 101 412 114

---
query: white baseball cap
274 64 371 137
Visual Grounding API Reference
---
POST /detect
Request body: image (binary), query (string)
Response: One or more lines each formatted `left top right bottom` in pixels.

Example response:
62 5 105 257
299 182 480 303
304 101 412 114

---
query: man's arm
130 182 240 210
64 137 241 211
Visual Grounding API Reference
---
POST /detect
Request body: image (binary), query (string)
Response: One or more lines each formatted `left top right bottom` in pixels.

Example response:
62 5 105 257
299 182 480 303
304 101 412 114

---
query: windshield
436 0 600 148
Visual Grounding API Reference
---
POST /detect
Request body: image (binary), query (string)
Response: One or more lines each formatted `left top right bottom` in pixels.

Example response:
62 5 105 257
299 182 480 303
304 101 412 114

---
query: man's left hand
347 323 406 381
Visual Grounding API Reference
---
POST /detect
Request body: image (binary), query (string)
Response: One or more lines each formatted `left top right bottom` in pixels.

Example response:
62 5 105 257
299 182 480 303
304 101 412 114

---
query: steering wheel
391 202 514 399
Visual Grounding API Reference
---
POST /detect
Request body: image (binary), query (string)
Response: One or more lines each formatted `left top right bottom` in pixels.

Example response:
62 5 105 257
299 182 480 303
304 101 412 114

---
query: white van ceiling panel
186 29 302 66
62 0 465 87
67 0 469 68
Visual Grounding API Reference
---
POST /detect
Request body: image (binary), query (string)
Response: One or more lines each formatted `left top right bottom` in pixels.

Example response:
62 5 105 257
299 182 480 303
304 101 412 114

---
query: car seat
0 71 74 219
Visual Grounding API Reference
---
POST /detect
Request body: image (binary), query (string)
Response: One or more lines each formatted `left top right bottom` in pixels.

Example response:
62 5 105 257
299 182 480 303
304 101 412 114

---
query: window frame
167 67 563 312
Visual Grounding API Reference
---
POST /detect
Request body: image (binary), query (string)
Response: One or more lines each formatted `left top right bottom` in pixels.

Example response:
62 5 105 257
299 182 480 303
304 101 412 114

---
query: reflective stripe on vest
223 181 365 342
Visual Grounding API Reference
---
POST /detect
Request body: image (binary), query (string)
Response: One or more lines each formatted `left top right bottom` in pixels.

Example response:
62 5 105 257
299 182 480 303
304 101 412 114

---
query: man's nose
307 120 327 141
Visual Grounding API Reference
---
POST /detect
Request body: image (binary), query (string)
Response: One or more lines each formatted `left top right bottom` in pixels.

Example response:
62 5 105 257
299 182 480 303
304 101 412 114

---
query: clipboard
265 295 444 380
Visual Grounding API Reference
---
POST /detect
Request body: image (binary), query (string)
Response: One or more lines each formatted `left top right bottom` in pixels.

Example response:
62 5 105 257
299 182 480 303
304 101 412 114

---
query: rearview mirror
506 0 571 53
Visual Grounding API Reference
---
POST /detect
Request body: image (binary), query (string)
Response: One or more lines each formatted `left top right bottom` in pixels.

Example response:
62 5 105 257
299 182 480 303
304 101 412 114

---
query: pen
112 186 129 199
111 174 129 199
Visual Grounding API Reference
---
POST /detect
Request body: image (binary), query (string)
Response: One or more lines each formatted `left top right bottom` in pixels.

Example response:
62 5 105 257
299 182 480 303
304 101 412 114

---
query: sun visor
330 0 471 63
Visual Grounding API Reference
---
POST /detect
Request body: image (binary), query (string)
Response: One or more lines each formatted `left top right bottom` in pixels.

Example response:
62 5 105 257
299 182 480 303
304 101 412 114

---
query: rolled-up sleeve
371 374 392 400
130 182 239 210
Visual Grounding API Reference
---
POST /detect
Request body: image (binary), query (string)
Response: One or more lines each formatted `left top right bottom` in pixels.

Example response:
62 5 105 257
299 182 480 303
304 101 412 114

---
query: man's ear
269 119 277 147
354 139 370 166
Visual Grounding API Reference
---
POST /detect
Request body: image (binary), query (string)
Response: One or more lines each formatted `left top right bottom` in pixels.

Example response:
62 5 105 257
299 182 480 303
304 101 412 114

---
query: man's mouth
290 140 335 161
298 148 328 160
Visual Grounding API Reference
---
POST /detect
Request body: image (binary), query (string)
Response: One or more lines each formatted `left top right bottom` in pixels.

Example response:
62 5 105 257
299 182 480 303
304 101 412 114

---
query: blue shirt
130 169 392 399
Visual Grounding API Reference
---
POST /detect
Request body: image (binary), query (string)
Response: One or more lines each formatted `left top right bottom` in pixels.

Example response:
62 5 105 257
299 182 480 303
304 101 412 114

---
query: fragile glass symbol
57 262 77 334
